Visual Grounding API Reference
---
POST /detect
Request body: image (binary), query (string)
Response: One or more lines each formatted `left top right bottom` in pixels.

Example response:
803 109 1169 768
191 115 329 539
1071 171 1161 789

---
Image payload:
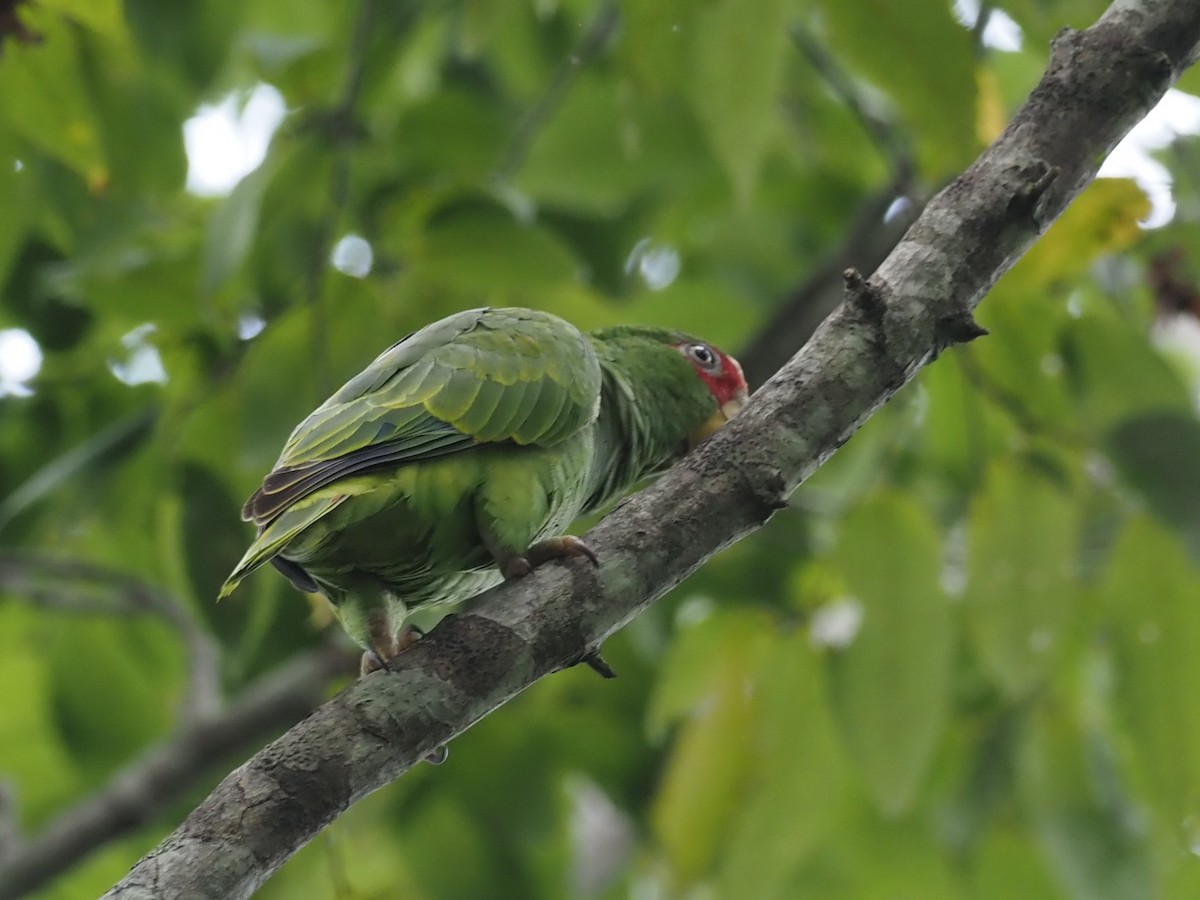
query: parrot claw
360 650 392 677
423 745 449 765
502 535 599 580
359 624 425 677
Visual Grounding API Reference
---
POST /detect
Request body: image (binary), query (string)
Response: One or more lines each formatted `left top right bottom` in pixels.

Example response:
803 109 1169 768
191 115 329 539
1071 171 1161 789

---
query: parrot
219 307 748 677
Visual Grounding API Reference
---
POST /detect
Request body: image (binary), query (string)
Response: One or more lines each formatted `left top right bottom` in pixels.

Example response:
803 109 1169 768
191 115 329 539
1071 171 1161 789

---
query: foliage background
3 0 1200 897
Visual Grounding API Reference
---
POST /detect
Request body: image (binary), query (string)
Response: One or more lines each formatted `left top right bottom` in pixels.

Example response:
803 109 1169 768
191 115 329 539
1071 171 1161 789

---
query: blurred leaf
395 795 509 900
718 632 852 900
969 828 1062 899
0 9 108 186
393 88 509 181
1014 179 1150 290
414 205 582 294
651 628 766 885
686 0 787 202
0 409 156 533
518 75 710 214
201 161 275 298
0 129 33 289
1020 707 1156 900
620 0 693 94
1064 312 1192 433
0 605 83 824
645 607 772 738
826 491 951 816
178 461 246 605
49 617 179 780
785 810 960 898
810 0 976 174
1104 517 1200 831
42 0 125 39
1106 413 1200 550
970 287 1076 430
975 68 1007 145
912 356 1012 496
965 460 1077 697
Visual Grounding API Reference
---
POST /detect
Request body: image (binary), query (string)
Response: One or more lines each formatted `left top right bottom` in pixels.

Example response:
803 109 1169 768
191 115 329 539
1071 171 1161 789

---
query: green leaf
965 460 1077 697
686 0 787 202
620 0 695 94
1106 413 1200 551
395 796 506 899
810 0 976 174
826 491 951 816
0 410 156 533
516 75 710 215
645 607 772 738
1064 312 1193 434
718 632 852 900
969 829 1063 899
651 628 768 884
1019 708 1157 900
49 616 179 780
970 285 1075 430
41 0 126 39
0 605 83 824
414 205 582 294
1104 517 1200 831
201 160 275 298
0 9 108 186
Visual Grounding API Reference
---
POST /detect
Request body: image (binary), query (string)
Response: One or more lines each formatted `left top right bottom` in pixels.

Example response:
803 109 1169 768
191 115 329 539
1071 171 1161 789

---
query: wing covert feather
243 308 601 524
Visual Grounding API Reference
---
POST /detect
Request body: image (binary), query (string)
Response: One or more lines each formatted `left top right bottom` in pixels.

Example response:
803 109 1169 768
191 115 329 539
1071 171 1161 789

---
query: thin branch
103 1 1200 896
0 641 357 900
0 554 223 720
790 23 916 186
740 182 922 387
744 23 928 385
972 2 997 56
491 0 620 184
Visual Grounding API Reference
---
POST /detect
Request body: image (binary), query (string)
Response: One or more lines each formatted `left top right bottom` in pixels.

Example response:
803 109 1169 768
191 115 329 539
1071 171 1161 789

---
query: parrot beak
687 387 749 449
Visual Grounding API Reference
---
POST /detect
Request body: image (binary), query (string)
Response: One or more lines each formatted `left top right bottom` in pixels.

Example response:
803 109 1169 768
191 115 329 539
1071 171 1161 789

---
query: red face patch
675 341 749 406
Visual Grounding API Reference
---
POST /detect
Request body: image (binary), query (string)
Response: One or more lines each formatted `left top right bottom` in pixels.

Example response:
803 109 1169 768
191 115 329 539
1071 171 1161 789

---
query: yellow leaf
1009 178 1150 291
976 67 1007 145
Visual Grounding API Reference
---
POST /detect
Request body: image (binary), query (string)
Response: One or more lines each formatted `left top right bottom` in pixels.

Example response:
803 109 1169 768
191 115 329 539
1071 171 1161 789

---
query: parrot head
675 339 749 448
588 323 749 463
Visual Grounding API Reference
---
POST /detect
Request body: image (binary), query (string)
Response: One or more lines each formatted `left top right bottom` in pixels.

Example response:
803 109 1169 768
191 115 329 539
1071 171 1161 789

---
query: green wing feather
219 307 601 596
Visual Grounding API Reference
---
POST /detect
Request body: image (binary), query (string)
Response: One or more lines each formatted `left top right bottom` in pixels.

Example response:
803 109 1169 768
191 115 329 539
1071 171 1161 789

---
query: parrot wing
219 308 602 596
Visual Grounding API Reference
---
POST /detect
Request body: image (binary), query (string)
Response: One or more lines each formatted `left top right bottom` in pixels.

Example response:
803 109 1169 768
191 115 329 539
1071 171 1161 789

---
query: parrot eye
684 342 720 371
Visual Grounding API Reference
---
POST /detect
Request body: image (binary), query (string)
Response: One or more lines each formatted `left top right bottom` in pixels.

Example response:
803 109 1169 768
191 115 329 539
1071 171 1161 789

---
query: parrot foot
424 745 449 765
359 624 425 677
360 650 392 677
502 535 599 580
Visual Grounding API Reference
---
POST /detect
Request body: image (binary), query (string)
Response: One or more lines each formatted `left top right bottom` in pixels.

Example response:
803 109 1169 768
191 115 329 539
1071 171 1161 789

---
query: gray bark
105 1 1200 896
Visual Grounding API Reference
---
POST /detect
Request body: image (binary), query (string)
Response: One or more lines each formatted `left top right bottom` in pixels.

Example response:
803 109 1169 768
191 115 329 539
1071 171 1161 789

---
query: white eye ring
685 342 719 370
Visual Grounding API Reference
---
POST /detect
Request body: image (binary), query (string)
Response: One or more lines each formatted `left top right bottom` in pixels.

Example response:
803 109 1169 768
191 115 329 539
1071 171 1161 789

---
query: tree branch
790 24 916 186
0 641 356 900
103 1 1200 896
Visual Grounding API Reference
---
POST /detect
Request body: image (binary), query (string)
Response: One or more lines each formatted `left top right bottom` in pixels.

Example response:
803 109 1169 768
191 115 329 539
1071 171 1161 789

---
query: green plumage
219 307 736 655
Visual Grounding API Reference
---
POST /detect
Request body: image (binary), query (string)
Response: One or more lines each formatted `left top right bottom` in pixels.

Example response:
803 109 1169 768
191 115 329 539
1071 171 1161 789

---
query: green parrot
219 307 747 674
